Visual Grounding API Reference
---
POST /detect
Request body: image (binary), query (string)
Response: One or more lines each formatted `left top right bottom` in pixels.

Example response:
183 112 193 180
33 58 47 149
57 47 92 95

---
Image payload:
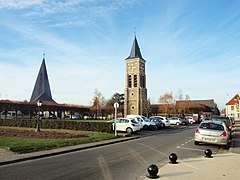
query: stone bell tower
124 36 147 116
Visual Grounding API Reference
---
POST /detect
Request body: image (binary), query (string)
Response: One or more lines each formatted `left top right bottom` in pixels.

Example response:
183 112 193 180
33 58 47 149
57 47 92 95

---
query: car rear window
199 123 224 130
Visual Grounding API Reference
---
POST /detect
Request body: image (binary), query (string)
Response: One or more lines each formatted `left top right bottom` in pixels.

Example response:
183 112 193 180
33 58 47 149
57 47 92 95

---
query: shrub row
0 119 113 133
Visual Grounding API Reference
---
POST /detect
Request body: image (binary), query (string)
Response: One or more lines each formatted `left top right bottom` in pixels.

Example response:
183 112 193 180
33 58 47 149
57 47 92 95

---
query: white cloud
0 0 42 9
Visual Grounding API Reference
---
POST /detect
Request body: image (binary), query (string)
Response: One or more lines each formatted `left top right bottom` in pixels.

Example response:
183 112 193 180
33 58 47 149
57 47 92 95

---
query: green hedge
0 119 113 133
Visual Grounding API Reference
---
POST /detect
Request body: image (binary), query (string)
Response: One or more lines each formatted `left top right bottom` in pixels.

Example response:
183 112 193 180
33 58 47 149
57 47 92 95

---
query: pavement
141 122 240 180
1 123 240 180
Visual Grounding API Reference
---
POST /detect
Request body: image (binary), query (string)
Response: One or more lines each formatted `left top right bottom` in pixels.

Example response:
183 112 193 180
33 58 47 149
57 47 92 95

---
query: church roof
30 57 56 104
127 36 143 59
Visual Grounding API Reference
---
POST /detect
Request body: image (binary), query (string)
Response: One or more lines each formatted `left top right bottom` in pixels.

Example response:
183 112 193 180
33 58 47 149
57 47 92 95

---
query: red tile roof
226 94 239 105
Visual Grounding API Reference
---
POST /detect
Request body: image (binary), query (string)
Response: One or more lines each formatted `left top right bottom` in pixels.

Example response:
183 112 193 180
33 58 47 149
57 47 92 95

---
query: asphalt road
0 125 229 180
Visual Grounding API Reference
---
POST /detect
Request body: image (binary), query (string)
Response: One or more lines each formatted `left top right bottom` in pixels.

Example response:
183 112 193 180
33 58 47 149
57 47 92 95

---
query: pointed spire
127 36 143 59
30 55 55 103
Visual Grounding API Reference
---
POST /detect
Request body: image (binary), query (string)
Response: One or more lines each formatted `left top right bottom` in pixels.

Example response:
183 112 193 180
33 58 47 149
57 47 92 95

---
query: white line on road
139 143 169 157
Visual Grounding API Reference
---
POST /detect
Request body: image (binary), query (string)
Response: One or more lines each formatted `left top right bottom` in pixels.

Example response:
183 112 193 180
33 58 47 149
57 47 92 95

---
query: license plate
203 138 215 141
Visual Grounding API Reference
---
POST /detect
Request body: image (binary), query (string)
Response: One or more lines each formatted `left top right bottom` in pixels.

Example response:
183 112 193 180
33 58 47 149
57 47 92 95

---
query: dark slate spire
127 36 143 59
30 56 55 103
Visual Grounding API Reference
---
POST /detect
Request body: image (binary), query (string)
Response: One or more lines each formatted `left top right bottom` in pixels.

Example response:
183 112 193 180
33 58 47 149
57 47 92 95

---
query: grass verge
0 126 118 154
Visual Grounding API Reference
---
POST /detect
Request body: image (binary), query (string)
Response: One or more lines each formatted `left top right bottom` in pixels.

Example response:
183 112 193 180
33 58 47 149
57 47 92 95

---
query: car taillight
220 131 227 137
229 123 232 129
195 128 200 134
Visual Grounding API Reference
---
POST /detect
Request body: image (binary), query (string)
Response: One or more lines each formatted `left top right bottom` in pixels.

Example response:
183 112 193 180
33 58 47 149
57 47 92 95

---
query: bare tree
91 89 106 119
92 89 106 106
175 89 183 101
159 92 173 104
159 92 173 116
185 94 190 100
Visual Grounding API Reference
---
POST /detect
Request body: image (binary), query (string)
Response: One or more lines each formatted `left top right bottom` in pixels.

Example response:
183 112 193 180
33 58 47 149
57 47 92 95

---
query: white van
126 115 157 130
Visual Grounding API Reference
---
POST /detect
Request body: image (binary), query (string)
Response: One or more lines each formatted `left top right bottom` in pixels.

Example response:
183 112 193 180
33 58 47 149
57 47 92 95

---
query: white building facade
226 93 240 120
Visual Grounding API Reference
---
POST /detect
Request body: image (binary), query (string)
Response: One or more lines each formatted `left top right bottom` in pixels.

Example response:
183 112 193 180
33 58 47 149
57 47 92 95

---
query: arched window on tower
134 75 137 87
143 75 145 88
140 75 143 88
128 75 132 88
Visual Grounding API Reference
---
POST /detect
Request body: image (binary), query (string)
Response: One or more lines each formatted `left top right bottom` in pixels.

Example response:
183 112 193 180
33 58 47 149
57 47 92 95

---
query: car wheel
194 141 199 145
176 122 180 126
126 127 133 135
143 125 148 130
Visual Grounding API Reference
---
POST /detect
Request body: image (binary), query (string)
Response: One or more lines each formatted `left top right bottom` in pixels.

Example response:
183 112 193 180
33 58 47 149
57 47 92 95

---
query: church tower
124 36 147 116
30 55 56 104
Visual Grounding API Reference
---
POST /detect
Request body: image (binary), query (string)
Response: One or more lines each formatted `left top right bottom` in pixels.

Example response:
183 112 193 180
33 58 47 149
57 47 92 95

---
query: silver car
194 120 230 146
167 117 183 125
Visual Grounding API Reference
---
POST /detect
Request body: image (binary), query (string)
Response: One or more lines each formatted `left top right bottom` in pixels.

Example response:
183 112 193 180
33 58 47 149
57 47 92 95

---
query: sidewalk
142 122 240 180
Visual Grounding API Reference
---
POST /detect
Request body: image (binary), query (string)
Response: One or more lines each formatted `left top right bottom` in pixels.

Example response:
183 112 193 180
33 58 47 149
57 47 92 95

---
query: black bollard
169 153 178 164
204 149 212 158
147 164 159 179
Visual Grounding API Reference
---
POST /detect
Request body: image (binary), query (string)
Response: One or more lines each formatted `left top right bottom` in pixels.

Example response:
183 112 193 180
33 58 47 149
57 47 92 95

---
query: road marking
129 148 148 165
139 143 168 157
98 156 113 180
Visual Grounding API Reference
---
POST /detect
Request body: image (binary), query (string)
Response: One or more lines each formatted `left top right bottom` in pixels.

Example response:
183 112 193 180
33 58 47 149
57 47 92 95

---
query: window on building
142 75 145 88
128 75 132 88
231 106 234 111
134 75 137 87
238 113 240 118
140 75 143 88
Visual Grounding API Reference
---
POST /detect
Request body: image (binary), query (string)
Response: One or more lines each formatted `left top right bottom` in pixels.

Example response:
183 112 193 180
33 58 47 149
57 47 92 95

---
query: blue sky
0 0 240 110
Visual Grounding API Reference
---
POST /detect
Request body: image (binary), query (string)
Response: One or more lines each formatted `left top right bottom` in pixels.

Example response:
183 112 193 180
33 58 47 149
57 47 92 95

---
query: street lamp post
114 102 119 136
35 100 43 133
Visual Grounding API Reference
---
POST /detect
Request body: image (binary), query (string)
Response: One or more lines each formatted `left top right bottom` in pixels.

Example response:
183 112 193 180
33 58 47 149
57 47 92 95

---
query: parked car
186 116 196 124
65 115 79 120
150 116 171 127
110 118 140 134
126 115 157 130
48 114 57 119
135 117 144 129
149 117 165 129
204 116 234 139
167 117 183 125
211 116 233 132
194 120 231 147
0 111 15 118
181 118 189 125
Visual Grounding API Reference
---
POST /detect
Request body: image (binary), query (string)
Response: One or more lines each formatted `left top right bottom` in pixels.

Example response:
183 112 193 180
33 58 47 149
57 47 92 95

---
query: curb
0 136 140 166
